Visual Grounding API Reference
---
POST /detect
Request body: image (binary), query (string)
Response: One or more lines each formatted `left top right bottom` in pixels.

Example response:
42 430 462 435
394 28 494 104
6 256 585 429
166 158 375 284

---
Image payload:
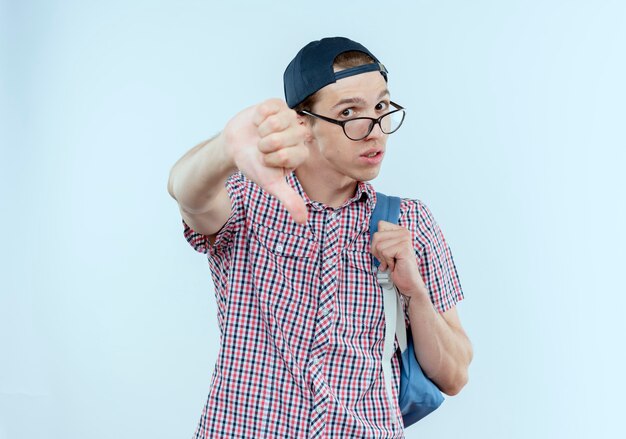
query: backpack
369 192 445 427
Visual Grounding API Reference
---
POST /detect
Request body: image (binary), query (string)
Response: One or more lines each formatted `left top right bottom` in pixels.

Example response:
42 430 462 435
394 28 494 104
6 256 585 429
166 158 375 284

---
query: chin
354 167 382 182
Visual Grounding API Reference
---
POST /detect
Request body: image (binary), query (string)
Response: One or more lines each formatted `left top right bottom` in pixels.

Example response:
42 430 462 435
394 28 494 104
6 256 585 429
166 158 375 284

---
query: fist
223 99 310 224
371 220 428 298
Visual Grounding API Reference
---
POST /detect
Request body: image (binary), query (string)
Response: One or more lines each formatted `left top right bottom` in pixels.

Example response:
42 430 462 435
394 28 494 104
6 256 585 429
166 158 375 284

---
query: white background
2 1 625 437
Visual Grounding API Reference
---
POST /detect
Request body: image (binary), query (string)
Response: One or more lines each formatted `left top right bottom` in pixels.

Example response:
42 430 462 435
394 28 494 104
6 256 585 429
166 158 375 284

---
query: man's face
300 70 391 185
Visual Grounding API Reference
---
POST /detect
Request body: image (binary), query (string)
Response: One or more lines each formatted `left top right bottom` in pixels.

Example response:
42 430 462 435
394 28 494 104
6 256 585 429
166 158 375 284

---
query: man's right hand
223 98 310 224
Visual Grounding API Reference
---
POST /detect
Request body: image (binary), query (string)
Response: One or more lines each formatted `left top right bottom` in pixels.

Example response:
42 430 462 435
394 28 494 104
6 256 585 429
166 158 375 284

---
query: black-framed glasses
299 101 406 141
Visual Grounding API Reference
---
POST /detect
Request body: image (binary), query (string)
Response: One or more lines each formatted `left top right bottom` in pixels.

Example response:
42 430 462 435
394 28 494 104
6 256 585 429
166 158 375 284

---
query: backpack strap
370 192 408 411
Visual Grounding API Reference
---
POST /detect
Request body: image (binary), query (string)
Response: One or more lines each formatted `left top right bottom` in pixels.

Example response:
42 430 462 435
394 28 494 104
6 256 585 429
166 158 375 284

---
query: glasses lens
344 118 374 140
380 110 405 134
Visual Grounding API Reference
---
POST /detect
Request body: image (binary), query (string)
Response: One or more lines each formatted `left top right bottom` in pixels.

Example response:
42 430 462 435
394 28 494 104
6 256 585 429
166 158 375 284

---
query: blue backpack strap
369 192 402 268
370 192 444 427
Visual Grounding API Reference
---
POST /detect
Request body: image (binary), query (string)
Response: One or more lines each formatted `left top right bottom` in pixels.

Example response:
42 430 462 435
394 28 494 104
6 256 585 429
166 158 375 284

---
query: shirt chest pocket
249 222 318 290
338 250 384 329
249 223 320 357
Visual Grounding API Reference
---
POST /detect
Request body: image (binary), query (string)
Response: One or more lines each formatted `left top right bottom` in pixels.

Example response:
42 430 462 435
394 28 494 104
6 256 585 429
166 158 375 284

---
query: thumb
264 178 308 224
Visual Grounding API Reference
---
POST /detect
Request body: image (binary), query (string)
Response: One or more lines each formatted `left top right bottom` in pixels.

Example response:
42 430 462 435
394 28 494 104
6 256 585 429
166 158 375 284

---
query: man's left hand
370 220 428 299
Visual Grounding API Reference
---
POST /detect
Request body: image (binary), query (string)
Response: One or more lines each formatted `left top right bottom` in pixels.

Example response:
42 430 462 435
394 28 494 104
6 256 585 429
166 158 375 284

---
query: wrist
211 131 238 175
403 285 431 308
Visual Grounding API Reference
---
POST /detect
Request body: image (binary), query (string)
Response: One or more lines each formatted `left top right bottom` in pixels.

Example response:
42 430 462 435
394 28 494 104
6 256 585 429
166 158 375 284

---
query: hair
294 50 376 116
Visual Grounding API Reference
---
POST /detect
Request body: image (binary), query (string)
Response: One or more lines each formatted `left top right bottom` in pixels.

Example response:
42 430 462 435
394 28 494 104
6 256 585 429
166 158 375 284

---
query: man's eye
340 108 354 118
375 101 389 111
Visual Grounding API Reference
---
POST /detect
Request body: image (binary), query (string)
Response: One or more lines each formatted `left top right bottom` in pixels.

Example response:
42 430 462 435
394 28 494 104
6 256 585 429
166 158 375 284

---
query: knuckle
258 100 280 117
267 134 283 149
261 152 271 165
259 134 279 151
262 151 277 166
263 148 289 167
266 115 282 132
256 136 267 150
276 149 291 167
257 103 271 117
374 242 383 255
258 137 271 152
271 149 284 165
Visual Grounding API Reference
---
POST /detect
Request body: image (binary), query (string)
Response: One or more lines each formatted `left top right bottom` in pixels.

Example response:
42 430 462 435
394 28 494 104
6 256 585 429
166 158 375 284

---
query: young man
168 37 472 438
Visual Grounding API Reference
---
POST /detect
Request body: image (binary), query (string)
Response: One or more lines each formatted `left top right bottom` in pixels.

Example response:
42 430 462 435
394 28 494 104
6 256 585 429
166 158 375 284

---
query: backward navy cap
283 37 388 109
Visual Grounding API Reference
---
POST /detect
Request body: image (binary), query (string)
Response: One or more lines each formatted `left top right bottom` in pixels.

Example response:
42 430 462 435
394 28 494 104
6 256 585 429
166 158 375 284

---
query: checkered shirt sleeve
183 171 245 254
399 198 464 319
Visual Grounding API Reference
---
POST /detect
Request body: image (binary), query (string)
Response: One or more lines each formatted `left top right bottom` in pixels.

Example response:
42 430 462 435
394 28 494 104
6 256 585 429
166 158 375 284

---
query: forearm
167 133 237 213
405 292 473 395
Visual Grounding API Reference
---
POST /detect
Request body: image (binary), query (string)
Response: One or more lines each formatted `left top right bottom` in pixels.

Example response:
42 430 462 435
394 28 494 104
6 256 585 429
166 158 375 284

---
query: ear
297 114 315 143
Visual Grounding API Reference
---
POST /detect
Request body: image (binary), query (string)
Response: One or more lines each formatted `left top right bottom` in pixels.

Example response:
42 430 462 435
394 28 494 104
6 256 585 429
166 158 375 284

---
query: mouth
360 149 384 158
359 149 385 164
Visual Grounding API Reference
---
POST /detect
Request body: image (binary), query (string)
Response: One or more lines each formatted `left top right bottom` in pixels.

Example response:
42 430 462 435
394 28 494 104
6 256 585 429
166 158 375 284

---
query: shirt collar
286 171 376 212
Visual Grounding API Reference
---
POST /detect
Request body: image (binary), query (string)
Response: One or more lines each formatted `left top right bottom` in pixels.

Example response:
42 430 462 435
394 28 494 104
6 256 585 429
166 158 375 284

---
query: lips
358 149 385 165
360 149 383 158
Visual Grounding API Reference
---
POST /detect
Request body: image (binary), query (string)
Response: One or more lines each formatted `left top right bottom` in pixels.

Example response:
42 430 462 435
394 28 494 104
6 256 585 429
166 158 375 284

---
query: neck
295 167 358 208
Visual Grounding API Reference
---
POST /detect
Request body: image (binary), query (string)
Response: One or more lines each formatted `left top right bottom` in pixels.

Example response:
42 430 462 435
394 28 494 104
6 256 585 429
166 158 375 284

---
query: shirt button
315 406 324 415
311 357 320 366
275 244 284 252
330 212 338 220
322 307 331 316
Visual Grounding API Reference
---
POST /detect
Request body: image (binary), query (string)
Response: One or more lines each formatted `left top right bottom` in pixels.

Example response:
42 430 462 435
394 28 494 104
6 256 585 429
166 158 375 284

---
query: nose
364 120 386 141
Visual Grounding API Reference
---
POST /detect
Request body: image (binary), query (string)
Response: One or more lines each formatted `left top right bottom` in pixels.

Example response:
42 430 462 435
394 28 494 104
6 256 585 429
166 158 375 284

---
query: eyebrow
330 89 391 110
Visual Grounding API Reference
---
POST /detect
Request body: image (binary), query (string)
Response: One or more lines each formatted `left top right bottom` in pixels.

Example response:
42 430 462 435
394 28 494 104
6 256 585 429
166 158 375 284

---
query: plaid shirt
183 171 463 438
